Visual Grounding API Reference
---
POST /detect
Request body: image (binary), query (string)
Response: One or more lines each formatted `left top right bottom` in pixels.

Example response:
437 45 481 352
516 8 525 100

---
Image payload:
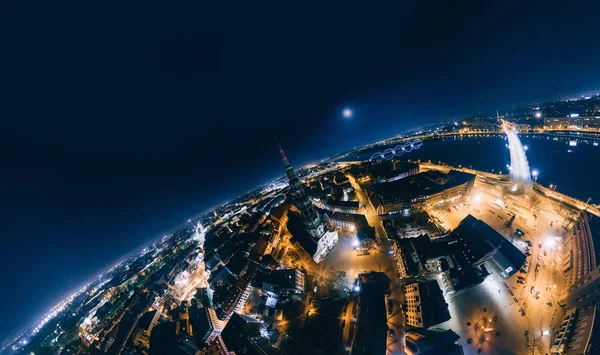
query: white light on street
542 330 550 336
535 112 542 118
532 169 539 178
545 237 557 248
354 285 361 292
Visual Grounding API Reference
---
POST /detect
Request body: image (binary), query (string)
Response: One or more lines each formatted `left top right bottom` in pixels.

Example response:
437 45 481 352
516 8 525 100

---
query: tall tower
277 139 325 240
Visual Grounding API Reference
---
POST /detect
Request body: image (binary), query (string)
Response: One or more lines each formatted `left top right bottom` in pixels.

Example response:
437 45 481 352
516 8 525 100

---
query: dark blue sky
2 1 600 342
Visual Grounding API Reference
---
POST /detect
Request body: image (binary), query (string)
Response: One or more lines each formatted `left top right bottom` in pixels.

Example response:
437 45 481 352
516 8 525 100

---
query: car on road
530 286 535 294
535 292 541 300
538 243 543 249
546 301 553 307
389 329 395 337
544 250 547 256
525 240 533 247
517 279 524 284
516 228 525 237
387 299 393 314
543 261 547 268
525 251 532 256
537 254 542 260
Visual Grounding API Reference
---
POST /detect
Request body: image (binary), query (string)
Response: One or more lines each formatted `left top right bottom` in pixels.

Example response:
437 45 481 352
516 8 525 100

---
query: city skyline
3 2 600 353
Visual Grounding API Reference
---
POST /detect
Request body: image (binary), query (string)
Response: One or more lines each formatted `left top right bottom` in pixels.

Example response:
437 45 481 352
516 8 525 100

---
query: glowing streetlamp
545 236 559 248
535 112 542 118
531 169 539 181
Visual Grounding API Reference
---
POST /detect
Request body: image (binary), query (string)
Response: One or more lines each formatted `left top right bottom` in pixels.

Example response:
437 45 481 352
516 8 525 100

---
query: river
341 134 600 204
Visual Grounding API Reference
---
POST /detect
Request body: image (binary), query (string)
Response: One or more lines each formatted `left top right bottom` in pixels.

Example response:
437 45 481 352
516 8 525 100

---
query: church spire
275 136 290 167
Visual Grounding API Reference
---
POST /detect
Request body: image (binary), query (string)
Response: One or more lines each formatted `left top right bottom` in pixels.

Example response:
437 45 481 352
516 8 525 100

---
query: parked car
389 329 395 337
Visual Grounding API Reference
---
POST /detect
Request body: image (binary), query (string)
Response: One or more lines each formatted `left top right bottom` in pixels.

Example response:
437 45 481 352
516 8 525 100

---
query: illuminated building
253 267 305 296
318 199 361 214
277 139 338 263
277 139 325 239
404 280 450 328
198 335 235 355
330 212 368 232
367 160 419 183
544 115 600 130
367 170 475 215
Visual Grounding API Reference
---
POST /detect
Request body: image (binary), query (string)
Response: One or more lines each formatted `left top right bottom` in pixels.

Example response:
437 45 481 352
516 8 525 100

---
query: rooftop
368 169 475 203
330 212 369 229
354 272 390 355
405 328 462 355
449 215 526 269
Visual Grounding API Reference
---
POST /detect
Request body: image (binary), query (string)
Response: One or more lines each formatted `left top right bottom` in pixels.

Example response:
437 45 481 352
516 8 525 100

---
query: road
345 174 406 355
504 123 532 184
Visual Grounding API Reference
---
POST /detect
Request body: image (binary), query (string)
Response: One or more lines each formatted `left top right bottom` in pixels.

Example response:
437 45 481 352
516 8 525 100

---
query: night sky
2 1 600 341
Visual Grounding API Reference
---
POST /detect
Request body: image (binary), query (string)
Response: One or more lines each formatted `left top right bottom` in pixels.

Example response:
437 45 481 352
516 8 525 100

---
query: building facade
545 115 600 130
404 280 450 328
368 170 475 215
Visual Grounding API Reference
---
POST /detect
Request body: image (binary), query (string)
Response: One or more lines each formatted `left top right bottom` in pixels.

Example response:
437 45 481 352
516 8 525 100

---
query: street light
545 236 558 248
531 169 539 181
